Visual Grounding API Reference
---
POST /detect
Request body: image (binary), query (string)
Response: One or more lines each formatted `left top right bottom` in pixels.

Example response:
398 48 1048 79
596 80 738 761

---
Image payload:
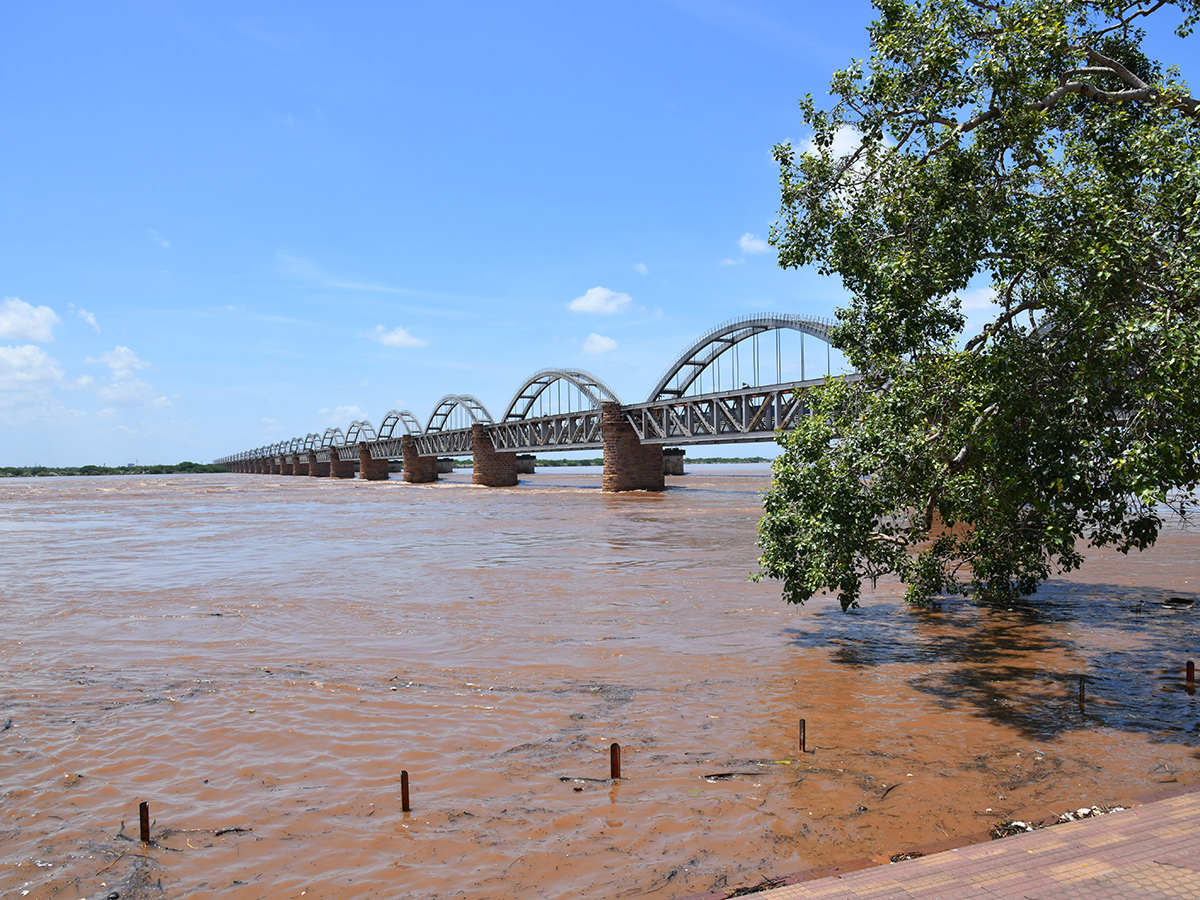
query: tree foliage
756 0 1200 609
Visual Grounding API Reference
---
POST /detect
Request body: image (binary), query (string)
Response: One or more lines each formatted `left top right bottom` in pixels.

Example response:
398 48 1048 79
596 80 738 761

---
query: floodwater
2 467 1199 900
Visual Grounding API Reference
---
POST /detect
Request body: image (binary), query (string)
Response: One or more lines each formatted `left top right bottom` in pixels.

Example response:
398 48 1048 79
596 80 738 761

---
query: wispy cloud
365 325 429 348
719 257 746 267
82 346 170 408
635 262 648 275
95 379 171 408
582 333 618 354
87 346 150 380
277 252 415 295
319 405 363 425
568 286 632 314
69 303 100 332
0 297 60 343
738 233 770 254
148 229 170 248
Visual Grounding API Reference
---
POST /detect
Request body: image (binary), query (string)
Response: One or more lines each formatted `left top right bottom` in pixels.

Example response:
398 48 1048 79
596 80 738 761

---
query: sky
1 1 1194 466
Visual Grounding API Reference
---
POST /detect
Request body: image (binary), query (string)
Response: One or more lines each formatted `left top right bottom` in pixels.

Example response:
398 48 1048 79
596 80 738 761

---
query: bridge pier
402 435 438 483
280 457 293 476
359 443 389 481
516 454 536 474
292 453 308 476
472 424 518 487
663 447 685 475
601 402 664 492
329 448 356 479
308 450 330 478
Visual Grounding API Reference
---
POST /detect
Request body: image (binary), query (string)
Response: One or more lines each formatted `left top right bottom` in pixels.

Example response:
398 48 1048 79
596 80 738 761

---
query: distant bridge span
217 313 853 491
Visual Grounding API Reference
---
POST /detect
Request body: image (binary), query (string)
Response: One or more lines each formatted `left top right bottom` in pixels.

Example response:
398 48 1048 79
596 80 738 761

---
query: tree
756 0 1200 609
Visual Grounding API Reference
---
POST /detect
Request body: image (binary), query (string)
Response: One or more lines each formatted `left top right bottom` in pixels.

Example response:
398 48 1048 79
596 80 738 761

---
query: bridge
216 313 848 491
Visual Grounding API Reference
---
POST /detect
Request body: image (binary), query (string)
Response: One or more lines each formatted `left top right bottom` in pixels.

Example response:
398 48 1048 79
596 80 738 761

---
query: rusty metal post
401 770 410 812
799 718 806 755
139 801 150 843
610 742 621 780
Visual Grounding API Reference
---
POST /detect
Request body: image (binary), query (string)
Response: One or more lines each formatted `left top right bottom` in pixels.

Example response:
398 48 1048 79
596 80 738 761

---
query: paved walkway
719 785 1200 900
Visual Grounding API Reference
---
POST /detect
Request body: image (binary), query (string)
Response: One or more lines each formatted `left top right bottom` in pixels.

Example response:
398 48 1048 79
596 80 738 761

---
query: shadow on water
783 581 1200 742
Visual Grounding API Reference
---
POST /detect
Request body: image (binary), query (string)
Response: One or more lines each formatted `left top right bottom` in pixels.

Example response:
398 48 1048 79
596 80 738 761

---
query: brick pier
601 401 664 492
359 443 389 481
329 448 355 478
472 423 518 487
307 450 330 478
402 434 438 483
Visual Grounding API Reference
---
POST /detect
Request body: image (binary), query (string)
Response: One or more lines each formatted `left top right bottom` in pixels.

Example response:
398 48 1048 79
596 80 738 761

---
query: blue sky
1 2 1193 466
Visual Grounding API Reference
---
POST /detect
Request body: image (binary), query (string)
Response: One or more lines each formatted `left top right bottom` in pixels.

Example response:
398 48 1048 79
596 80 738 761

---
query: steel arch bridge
216 312 848 469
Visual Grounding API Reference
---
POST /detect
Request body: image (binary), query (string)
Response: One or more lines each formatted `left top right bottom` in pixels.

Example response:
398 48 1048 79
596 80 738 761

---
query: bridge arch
379 409 422 438
501 368 621 422
426 394 493 433
302 432 322 451
648 314 836 401
320 427 346 449
344 419 378 445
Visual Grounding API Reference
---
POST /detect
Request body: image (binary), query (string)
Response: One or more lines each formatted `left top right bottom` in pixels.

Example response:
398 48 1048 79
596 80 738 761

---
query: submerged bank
2 470 1197 899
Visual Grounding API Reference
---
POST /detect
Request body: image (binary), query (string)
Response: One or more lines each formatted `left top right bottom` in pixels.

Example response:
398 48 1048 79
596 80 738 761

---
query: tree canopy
756 0 1200 609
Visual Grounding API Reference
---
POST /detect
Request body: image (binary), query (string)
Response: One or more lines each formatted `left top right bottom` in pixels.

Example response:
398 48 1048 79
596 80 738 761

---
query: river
2 467 1198 899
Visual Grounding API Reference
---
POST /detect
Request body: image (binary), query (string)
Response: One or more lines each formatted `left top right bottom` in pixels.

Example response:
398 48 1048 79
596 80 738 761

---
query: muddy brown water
2 468 1198 900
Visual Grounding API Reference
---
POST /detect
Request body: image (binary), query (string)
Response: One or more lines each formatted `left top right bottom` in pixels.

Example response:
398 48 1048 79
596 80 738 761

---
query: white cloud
568 286 632 315
0 297 61 343
739 233 770 254
278 252 413 296
319 405 363 424
959 286 999 311
0 345 64 392
719 257 746 266
958 285 1003 343
69 303 100 332
582 333 618 354
801 124 867 159
366 324 429 348
149 229 170 248
87 346 151 380
78 346 169 408
635 262 648 275
95 378 171 408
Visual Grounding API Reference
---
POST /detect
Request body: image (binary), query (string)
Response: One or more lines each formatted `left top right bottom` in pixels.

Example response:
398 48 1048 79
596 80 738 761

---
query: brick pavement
715 785 1200 900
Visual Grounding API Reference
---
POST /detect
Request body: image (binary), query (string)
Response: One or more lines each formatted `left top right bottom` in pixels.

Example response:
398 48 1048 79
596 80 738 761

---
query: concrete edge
674 780 1200 900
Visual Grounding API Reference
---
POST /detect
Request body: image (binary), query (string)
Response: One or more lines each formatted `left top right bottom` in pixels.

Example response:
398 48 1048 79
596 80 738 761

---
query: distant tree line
0 462 231 477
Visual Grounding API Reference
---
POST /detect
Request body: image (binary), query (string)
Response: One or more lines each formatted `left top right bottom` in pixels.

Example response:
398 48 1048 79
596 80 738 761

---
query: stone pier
402 435 438 483
437 457 455 474
329 448 356 479
292 453 309 476
269 458 282 475
472 423 518 487
663 447 685 475
359 443 389 481
516 454 536 474
307 450 330 478
601 402 664 492
280 457 294 476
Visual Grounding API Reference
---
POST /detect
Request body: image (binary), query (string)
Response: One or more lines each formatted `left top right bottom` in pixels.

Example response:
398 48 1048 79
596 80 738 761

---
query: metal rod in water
139 800 150 843
610 742 621 780
401 770 411 812
799 718 806 754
